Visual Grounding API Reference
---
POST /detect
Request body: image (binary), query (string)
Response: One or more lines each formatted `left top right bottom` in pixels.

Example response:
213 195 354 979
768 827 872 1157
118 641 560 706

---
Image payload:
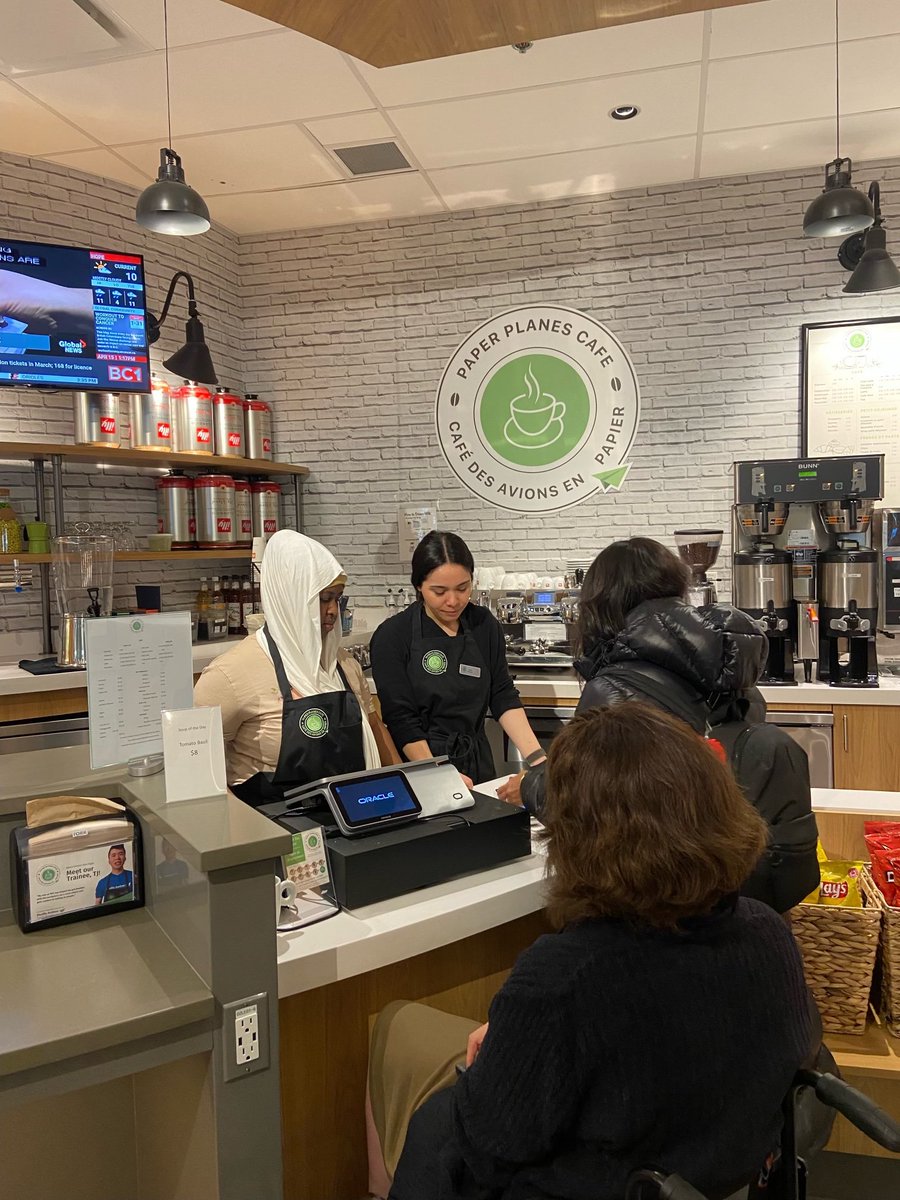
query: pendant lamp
136 0 210 236
842 183 900 294
802 1 873 239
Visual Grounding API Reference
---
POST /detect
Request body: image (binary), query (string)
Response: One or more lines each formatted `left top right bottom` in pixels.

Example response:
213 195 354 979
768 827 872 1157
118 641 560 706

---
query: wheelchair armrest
626 1168 710 1199
796 1070 900 1153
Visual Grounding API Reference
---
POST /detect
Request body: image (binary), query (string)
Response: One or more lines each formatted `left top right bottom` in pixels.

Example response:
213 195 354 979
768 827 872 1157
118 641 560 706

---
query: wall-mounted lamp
146 271 218 385
839 182 900 294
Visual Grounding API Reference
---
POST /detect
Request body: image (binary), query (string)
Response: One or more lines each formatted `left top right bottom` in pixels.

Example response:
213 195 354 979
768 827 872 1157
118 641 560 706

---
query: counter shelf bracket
292 474 304 532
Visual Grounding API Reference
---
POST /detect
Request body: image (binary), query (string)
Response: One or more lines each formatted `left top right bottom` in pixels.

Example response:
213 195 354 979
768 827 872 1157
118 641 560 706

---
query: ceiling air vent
332 141 412 177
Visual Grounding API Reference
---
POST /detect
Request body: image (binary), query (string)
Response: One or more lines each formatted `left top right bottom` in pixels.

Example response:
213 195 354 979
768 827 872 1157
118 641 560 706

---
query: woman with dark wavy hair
366 703 818 1200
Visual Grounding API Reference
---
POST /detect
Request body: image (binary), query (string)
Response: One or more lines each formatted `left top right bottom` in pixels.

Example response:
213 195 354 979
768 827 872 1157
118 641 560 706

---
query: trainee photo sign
435 305 640 513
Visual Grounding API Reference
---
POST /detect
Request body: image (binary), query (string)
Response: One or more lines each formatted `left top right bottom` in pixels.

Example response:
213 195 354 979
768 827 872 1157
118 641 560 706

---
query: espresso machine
875 509 900 649
495 589 577 669
674 530 722 607
733 455 884 687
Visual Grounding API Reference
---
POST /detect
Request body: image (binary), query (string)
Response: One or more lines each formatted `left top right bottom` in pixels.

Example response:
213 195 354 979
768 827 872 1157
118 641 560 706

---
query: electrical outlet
222 991 269 1082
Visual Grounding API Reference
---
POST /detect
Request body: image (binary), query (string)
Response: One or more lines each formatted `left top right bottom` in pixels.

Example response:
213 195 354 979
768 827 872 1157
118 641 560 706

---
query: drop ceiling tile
116 125 344 195
837 109 900 164
700 118 834 178
168 32 371 135
0 0 119 74
305 111 395 147
17 54 168 144
208 172 442 234
709 0 833 58
0 79 97 155
705 45 833 132
390 65 701 170
841 34 900 114
43 146 153 187
102 0 281 49
358 13 704 108
430 137 697 211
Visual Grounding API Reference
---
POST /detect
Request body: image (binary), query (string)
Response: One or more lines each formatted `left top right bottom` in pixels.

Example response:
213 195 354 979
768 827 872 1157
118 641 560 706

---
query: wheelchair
626 1066 900 1200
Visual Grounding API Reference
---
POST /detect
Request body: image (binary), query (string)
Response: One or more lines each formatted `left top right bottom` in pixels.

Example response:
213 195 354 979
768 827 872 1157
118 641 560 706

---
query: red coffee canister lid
214 388 242 405
233 478 251 491
251 480 280 493
157 475 192 489
243 398 271 412
195 474 235 487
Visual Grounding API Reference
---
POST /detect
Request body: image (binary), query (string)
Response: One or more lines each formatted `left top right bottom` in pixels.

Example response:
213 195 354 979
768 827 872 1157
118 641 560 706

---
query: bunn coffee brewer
673 530 722 607
733 454 884 688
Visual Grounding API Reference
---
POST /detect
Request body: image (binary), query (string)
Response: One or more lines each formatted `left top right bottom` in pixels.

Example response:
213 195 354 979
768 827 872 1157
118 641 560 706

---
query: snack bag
805 859 865 907
864 821 900 907
801 841 830 904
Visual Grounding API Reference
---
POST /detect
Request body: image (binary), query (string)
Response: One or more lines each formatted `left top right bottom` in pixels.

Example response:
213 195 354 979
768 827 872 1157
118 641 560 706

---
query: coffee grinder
674 530 722 607
734 455 884 688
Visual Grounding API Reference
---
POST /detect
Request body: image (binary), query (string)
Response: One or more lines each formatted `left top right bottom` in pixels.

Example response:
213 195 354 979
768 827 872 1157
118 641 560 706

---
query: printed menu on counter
85 613 194 769
804 319 900 505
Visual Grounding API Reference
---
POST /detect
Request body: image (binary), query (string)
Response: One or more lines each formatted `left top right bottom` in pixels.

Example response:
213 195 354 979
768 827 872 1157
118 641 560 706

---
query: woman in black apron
195 530 383 807
370 531 545 786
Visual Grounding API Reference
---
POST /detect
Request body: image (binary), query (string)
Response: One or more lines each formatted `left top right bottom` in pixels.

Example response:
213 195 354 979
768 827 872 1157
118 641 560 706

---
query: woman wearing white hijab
195 530 381 805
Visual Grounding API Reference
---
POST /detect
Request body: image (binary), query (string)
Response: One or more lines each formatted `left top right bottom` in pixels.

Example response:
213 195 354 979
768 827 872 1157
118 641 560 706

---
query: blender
52 536 114 667
674 530 723 607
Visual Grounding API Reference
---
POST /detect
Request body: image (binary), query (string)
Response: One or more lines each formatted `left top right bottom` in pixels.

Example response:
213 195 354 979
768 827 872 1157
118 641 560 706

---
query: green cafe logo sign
436 305 640 514
299 709 329 738
422 650 448 675
37 865 60 885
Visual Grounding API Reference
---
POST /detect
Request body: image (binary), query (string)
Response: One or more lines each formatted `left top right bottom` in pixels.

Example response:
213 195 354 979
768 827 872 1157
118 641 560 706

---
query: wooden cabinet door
833 705 900 790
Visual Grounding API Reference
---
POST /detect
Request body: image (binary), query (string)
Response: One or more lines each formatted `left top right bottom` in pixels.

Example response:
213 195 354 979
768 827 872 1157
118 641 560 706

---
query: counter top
0 744 291 873
505 671 900 707
276 785 900 1001
0 637 241 698
0 909 214 1079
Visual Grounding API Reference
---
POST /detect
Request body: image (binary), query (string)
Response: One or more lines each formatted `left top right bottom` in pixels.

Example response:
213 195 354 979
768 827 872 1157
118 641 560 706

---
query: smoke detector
331 141 412 177
512 42 533 54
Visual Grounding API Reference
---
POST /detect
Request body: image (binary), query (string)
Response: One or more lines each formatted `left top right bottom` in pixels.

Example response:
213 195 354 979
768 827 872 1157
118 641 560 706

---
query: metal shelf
0 441 308 477
0 550 254 565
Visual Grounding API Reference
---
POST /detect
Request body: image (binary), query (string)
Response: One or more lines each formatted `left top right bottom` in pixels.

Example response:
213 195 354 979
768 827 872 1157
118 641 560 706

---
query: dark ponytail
411 531 475 590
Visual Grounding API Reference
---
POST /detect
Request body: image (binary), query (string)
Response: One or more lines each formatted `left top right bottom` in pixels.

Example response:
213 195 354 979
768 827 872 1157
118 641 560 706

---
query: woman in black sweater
368 703 818 1200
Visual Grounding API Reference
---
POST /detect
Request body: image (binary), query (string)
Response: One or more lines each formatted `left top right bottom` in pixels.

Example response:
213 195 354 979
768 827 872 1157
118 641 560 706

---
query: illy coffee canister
73 392 119 447
213 388 245 457
195 474 235 548
130 377 173 451
244 395 273 460
157 473 196 549
172 382 214 455
234 478 252 548
251 480 280 538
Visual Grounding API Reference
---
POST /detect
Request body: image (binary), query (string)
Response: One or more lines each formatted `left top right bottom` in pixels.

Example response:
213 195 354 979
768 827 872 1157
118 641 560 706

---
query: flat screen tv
0 238 150 393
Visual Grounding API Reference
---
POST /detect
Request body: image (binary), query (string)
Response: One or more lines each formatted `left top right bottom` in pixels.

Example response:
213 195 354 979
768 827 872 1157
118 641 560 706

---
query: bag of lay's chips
803 843 865 907
864 821 900 908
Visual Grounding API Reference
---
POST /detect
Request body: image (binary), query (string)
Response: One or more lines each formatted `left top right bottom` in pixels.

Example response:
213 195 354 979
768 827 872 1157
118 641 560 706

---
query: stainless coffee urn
732 546 796 684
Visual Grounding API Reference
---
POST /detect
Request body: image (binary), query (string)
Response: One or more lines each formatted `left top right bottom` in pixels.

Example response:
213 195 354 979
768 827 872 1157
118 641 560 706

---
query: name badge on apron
459 664 482 678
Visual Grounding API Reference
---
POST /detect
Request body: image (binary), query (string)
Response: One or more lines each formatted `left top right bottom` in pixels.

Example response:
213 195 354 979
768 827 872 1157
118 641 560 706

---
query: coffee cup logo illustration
299 709 329 738
436 305 639 514
423 650 448 675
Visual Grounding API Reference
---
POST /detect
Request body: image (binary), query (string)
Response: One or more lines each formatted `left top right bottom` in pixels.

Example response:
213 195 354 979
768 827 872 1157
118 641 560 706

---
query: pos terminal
259 758 530 909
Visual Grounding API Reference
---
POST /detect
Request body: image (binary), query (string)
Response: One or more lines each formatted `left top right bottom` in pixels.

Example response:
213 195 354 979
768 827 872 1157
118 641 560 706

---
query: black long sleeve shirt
370 602 522 750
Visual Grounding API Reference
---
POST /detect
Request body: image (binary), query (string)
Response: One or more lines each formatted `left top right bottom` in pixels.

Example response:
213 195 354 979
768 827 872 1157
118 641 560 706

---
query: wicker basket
860 867 900 1037
790 889 882 1036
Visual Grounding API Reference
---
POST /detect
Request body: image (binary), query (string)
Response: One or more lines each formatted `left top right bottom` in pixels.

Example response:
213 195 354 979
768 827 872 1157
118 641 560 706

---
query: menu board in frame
802 316 900 506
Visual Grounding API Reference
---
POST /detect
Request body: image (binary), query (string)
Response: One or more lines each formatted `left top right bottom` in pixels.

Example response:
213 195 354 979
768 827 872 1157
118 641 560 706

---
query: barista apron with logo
232 628 366 808
407 604 494 783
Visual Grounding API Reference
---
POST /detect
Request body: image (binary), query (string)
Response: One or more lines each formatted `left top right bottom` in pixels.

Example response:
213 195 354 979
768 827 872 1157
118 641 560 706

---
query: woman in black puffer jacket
518 537 820 913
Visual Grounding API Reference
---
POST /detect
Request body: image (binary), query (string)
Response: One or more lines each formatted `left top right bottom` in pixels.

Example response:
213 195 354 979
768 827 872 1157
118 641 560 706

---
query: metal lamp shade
843 224 900 293
136 149 210 237
803 158 875 238
163 313 218 385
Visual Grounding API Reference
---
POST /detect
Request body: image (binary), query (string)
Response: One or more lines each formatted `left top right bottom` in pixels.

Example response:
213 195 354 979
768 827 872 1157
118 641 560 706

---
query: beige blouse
193 635 375 786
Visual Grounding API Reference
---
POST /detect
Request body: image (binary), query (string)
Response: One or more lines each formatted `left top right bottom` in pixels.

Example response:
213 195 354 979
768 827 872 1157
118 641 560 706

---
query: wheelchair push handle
797 1069 900 1153
626 1168 710 1199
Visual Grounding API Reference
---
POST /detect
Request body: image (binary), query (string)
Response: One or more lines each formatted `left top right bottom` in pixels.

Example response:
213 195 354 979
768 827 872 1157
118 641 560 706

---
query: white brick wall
238 159 900 606
3 147 900 643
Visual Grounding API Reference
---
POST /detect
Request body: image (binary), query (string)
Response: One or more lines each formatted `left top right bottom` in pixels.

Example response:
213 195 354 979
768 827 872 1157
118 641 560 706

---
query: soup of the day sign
435 305 640 514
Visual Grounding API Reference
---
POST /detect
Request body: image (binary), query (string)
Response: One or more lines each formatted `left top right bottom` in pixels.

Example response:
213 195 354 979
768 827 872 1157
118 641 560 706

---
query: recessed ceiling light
610 105 640 121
